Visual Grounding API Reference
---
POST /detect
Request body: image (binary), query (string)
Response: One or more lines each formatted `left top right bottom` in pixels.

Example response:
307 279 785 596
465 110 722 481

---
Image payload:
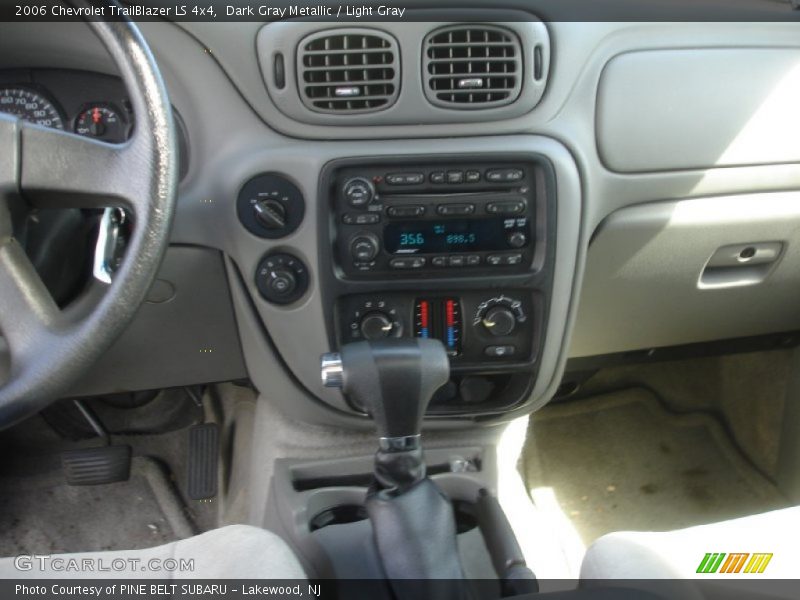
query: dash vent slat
298 30 400 114
423 25 522 108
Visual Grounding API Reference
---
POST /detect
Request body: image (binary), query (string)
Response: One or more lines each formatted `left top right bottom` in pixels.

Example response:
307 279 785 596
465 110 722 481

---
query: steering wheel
0 16 177 428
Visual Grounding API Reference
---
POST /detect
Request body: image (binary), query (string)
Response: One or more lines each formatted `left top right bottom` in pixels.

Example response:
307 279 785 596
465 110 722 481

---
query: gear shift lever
322 338 449 489
321 339 467 591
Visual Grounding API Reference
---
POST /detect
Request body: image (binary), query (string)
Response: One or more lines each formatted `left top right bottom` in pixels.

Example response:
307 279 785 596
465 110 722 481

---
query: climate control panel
336 291 536 368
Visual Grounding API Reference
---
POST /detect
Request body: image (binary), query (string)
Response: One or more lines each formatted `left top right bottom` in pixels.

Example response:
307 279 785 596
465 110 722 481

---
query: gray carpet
524 388 790 546
0 457 194 556
574 350 792 479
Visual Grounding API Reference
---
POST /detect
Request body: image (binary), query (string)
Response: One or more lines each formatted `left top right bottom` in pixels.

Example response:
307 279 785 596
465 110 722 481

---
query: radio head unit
330 162 537 278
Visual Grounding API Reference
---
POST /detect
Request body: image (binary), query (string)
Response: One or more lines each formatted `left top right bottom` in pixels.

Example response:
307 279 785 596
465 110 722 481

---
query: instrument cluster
0 68 132 143
0 68 189 177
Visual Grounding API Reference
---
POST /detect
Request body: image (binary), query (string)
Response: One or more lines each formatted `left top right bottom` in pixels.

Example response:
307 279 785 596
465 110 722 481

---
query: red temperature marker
420 300 430 338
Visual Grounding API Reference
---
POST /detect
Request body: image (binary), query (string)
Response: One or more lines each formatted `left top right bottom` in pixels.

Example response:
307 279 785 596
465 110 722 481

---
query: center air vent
423 25 522 109
298 30 400 114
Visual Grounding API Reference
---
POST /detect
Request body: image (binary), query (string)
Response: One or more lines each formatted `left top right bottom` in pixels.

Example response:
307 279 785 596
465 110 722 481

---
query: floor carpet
0 456 194 556
523 388 790 546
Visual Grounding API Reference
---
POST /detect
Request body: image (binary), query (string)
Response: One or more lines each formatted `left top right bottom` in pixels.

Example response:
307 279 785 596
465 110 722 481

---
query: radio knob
350 233 380 263
482 306 516 337
343 177 375 208
360 312 394 340
508 231 527 249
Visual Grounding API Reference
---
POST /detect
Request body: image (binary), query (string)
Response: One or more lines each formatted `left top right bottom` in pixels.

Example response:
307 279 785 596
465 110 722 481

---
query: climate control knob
343 177 375 208
481 306 517 337
360 312 394 340
350 233 380 263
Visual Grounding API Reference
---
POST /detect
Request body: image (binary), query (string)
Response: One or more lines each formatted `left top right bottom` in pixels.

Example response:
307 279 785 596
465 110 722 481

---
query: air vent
298 30 400 114
423 25 522 109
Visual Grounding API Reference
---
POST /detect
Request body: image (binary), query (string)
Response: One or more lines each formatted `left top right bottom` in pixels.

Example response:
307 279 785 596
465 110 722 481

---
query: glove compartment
570 192 800 358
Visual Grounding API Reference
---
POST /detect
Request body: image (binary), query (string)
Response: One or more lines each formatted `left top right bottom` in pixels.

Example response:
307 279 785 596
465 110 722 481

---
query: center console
318 154 557 415
248 139 582 595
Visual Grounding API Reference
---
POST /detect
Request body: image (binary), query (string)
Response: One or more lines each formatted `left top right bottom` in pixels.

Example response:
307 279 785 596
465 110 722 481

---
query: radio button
487 254 504 266
448 256 465 267
487 253 523 266
465 170 481 183
432 256 447 267
387 205 425 218
390 257 426 269
437 204 475 216
343 213 380 225
487 201 525 215
430 171 446 184
486 168 524 183
387 172 424 185
466 255 481 266
446 171 464 184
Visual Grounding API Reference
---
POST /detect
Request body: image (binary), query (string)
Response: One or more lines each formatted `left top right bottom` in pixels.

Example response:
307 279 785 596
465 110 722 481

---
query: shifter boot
366 477 466 597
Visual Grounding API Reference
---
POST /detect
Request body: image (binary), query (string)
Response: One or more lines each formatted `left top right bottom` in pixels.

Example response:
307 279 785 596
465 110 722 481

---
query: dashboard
0 69 131 141
0 68 189 178
1 13 800 428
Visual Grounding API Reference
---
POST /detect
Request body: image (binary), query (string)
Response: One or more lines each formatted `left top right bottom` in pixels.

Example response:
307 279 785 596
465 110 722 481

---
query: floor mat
0 456 195 556
523 388 790 546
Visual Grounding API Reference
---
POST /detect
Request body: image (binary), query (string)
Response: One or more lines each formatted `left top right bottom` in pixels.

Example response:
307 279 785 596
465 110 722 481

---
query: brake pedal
61 398 131 486
62 444 132 485
187 423 219 500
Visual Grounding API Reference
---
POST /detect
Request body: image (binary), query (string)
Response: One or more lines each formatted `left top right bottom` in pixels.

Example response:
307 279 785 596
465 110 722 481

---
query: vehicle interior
1 1 800 598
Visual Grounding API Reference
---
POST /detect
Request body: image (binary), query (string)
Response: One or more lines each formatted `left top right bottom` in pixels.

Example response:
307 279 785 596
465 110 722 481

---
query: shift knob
321 339 449 445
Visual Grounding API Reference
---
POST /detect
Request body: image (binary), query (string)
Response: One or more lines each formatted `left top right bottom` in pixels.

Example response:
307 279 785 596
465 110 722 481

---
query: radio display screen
384 218 525 254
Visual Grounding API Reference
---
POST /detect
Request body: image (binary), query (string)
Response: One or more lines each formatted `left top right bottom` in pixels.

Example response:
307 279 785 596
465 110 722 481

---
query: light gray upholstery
581 505 799 584
580 507 800 600
0 525 306 579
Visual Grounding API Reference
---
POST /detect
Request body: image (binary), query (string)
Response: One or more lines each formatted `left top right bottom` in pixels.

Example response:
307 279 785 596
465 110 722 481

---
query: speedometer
0 87 64 130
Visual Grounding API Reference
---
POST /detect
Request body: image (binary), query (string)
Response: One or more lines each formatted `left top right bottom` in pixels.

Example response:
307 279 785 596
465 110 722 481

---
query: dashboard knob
360 312 394 340
253 198 287 230
237 173 305 239
343 177 375 208
482 306 516 336
350 233 380 263
267 268 297 297
255 252 309 305
508 231 527 249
